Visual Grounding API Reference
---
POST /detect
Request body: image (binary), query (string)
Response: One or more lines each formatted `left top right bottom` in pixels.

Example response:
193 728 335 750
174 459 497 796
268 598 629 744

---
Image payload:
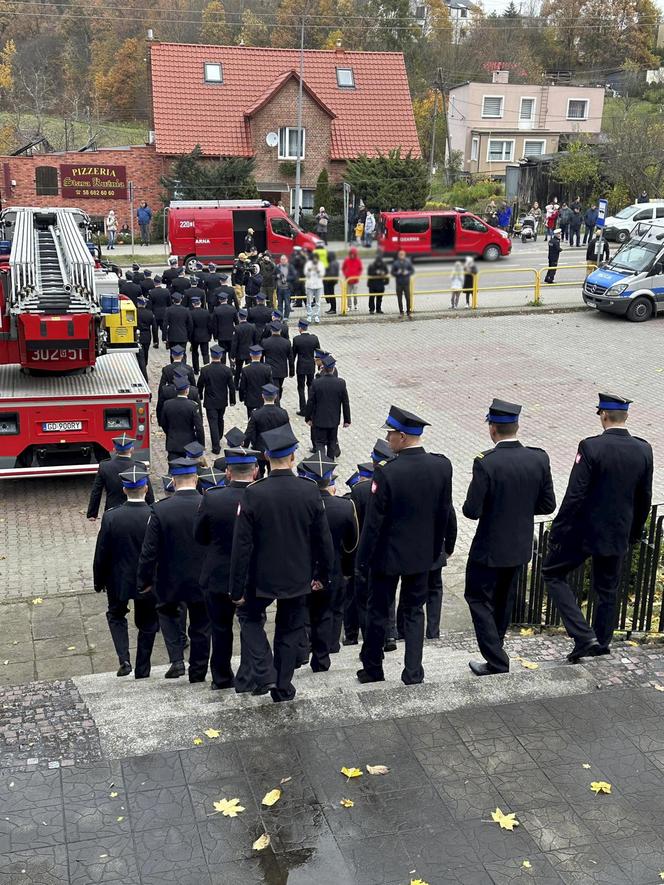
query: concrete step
73 639 598 761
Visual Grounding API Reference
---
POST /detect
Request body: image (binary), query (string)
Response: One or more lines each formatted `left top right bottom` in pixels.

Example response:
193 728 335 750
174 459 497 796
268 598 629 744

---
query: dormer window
336 67 355 88
204 63 223 83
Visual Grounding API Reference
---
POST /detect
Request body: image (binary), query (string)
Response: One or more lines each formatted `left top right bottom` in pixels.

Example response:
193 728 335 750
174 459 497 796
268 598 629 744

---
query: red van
167 200 321 267
378 209 511 261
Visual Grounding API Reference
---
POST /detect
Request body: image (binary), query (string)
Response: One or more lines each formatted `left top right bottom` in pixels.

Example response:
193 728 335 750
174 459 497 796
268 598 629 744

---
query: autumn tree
201 0 230 44
0 39 15 93
552 140 601 199
93 37 148 120
240 9 270 46
578 0 659 69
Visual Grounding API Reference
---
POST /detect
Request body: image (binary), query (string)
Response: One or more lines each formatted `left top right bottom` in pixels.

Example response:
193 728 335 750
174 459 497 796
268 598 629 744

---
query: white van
603 201 664 243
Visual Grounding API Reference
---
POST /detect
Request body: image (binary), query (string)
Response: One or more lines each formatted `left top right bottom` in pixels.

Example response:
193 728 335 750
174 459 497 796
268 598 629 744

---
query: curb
310 303 589 326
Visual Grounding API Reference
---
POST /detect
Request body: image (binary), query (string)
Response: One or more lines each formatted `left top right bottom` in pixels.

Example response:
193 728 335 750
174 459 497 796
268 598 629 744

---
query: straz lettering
30 349 84 362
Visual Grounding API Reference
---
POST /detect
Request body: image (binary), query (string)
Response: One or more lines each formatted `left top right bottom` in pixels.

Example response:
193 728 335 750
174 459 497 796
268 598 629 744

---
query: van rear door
393 215 430 255
233 210 266 255
194 211 233 262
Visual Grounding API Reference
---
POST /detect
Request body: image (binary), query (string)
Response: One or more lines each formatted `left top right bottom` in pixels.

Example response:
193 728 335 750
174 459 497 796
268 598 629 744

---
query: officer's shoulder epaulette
475 448 494 460
632 435 652 447
206 485 226 493
525 445 547 454
248 476 268 486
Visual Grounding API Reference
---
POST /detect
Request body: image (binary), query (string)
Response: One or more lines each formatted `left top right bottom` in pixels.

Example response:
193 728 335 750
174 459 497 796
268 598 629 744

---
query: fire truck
0 207 150 478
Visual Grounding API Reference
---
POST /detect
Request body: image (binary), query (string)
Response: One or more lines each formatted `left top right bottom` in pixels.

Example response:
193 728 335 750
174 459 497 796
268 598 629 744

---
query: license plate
42 421 83 432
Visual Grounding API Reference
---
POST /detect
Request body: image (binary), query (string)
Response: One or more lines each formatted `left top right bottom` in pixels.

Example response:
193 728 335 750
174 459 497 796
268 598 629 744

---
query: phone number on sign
72 189 120 197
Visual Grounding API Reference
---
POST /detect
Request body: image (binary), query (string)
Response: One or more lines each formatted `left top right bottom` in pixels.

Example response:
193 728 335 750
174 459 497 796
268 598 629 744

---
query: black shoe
270 690 295 703
384 639 397 652
310 662 330 673
165 661 186 679
369 310 374 314
296 410 306 417
117 661 132 677
152 343 159 349
252 682 277 696
595 645 611 656
134 671 150 679
189 676 206 683
376 309 384 314
356 668 385 684
566 640 601 663
469 659 503 676
342 636 358 646
211 448 221 455
211 681 234 690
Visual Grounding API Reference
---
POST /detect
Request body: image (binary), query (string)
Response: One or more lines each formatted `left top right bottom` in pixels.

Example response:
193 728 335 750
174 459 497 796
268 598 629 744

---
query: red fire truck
0 207 150 478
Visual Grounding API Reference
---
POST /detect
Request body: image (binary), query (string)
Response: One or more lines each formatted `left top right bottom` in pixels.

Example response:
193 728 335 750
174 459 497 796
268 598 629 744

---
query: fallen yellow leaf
518 659 539 670
109 792 118 798
280 776 292 785
659 873 664 881
341 766 362 779
193 737 203 746
520 627 535 636
340 798 354 807
204 728 220 739
655 685 664 693
116 816 124 822
410 879 430 885
626 640 639 647
213 797 245 817
522 860 532 869
491 807 520 831
366 764 390 775
252 833 271 851
67 646 76 651
261 788 282 807
582 763 592 769
32 598 43 605
590 781 612 795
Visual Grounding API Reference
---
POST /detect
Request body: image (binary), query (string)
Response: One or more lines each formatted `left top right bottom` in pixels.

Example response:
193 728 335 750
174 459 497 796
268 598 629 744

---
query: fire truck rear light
138 406 146 416
138 423 145 432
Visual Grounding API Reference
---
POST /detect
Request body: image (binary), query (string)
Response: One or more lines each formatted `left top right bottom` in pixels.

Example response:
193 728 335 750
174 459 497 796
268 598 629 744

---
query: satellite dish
266 132 279 148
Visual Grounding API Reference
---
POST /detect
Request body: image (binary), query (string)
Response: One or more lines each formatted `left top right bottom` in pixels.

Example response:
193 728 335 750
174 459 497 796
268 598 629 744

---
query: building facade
447 71 605 177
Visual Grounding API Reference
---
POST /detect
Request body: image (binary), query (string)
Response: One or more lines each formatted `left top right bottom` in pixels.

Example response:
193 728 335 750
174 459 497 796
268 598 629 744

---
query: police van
582 223 664 322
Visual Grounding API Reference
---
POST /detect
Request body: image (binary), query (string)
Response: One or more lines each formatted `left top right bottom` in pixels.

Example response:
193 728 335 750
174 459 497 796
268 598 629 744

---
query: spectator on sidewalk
569 207 583 247
363 210 376 247
390 249 415 317
497 202 512 231
259 252 276 307
324 251 339 314
558 202 572 242
545 202 559 241
304 252 325 324
450 260 464 309
462 256 478 308
583 204 598 244
137 202 152 246
276 254 296 318
315 207 330 244
586 228 610 272
106 210 118 250
367 249 389 314
342 247 363 311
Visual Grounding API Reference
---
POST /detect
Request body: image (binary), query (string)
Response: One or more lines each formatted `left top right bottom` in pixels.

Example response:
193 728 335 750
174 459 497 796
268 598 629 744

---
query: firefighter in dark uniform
162 256 181 289
139 269 154 297
239 345 273 419
194 448 261 692
291 319 320 415
244 228 257 257
189 294 213 374
299 456 359 670
244 383 289 475
248 293 272 339
230 309 257 388
463 399 556 676
182 278 205 310
131 262 144 284
212 294 238 360
260 308 290 342
138 458 211 681
161 374 205 458
216 272 239 310
305 354 351 459
356 406 454 686
93 467 159 678
87 434 154 519
147 276 171 346
204 263 224 312
121 272 142 305
136 295 157 366
164 293 193 352
170 268 191 297
158 346 195 393
157 368 202 428
197 344 236 454
346 461 377 644
262 321 292 397
230 425 334 702
544 394 653 661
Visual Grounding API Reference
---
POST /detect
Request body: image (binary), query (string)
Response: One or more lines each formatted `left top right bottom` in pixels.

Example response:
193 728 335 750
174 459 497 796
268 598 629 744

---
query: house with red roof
149 42 421 212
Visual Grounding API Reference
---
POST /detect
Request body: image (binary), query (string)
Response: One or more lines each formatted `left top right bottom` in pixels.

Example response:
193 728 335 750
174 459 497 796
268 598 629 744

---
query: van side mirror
653 262 664 275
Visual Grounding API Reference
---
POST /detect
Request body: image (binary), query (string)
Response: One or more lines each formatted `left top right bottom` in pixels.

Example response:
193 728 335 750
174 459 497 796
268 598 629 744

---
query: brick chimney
335 40 344 55
492 69 509 84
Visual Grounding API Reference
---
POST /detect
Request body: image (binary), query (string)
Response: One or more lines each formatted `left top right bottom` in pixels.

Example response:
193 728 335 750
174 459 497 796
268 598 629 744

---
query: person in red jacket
342 247 363 312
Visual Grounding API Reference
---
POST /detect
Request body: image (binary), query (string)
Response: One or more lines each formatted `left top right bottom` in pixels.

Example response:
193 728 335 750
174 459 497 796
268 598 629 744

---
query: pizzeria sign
60 164 127 200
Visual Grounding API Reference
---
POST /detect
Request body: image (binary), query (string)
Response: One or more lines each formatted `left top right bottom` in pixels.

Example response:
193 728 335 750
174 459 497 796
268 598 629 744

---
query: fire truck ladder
9 209 99 315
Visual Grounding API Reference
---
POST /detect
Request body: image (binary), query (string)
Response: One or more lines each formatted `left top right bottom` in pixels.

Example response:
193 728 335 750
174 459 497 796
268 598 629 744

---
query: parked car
377 209 511 261
603 201 664 243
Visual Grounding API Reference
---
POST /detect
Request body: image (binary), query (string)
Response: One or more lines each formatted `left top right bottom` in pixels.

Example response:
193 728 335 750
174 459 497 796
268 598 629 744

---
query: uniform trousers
543 547 623 649
106 593 159 677
464 560 519 673
205 407 226 454
233 358 248 388
361 571 428 684
237 594 307 701
140 341 151 366
155 316 167 342
156 599 211 682
343 574 360 641
273 377 285 397
217 340 232 364
190 341 210 374
308 584 343 671
201 591 251 690
313 426 339 459
397 567 443 639
297 373 314 412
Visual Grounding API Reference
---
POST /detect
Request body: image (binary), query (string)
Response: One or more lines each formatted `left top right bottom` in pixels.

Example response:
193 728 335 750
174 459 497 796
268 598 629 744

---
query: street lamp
293 14 305 225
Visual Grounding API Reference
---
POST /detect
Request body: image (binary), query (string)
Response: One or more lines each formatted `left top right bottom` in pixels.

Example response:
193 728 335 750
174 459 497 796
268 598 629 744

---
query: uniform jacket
261 320 290 343
197 362 236 409
86 454 154 518
390 257 415 280
292 332 320 376
161 395 205 455
357 447 453 576
137 490 205 603
230 322 257 362
239 362 273 409
137 306 157 344
305 374 351 428
263 335 292 380
121 281 142 305
165 304 193 343
244 404 289 451
182 285 205 309
350 478 372 530
194 482 252 593
93 501 151 600
463 440 556 567
190 308 213 343
162 267 181 289
140 277 154 296
320 493 359 591
158 361 195 395
229 470 334 600
248 305 273 339
245 274 263 300
170 276 190 296
157 384 201 427
548 238 562 264
367 258 390 293
213 303 238 342
148 287 171 319
549 428 653 556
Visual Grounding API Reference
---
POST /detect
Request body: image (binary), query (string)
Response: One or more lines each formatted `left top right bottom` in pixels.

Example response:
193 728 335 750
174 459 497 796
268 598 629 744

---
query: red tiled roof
150 43 421 160
244 70 336 120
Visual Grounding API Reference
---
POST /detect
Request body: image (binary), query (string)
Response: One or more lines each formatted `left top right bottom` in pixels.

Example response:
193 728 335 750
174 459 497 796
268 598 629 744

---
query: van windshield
609 241 660 273
614 205 639 220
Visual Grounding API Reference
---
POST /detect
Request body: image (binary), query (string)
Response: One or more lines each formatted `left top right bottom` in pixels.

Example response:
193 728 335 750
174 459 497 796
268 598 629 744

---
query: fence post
534 270 542 305
340 279 348 316
409 276 415 314
472 272 479 310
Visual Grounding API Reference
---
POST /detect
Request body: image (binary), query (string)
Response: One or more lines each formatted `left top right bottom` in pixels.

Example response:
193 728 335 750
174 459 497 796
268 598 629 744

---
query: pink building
447 70 605 177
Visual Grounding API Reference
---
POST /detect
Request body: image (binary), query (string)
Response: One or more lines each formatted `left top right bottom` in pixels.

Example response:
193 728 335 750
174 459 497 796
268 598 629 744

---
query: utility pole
293 13 305 225
428 88 438 180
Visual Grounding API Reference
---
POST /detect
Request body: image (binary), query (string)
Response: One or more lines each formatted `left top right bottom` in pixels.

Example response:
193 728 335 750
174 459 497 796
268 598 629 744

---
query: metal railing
512 503 664 633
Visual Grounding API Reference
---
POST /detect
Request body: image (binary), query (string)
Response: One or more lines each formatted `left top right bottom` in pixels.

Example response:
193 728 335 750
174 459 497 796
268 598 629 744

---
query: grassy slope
0 113 147 150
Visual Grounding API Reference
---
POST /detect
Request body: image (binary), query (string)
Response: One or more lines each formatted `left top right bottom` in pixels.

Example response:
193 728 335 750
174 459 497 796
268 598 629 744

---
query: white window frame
481 95 504 119
336 67 355 88
289 187 315 215
470 136 479 161
278 127 306 160
519 96 536 121
522 138 546 157
566 98 589 120
204 62 223 83
486 138 514 162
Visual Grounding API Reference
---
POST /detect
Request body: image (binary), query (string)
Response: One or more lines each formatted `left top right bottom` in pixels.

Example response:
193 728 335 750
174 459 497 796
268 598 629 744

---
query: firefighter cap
184 441 205 459
199 468 225 490
225 427 245 448
119 466 149 488
262 424 299 459
112 434 136 451
382 405 430 436
597 393 632 414
168 457 198 476
486 399 522 424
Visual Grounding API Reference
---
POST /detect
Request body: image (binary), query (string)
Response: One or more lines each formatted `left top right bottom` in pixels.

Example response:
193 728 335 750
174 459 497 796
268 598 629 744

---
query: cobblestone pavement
3 309 663 600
